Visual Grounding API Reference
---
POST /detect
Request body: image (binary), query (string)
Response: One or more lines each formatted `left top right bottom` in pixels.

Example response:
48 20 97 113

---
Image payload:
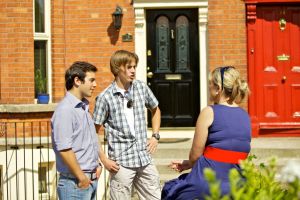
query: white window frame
33 0 52 103
38 164 47 194
38 162 55 198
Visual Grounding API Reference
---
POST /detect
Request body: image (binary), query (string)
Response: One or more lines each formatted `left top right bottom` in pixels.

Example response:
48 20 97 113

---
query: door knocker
279 18 286 31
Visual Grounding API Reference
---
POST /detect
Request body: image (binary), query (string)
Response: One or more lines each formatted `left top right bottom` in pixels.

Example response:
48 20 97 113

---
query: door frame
246 0 300 136
133 0 208 112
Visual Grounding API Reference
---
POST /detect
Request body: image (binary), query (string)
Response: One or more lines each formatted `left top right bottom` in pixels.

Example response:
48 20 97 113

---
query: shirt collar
112 80 135 96
66 92 89 110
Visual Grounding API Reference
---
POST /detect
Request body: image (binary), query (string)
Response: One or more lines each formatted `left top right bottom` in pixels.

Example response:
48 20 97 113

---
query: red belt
203 146 248 164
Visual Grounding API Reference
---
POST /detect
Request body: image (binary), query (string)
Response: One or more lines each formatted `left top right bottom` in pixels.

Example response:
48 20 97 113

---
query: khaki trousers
110 162 161 200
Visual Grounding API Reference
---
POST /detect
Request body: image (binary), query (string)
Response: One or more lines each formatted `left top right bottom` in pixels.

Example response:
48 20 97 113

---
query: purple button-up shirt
51 92 99 173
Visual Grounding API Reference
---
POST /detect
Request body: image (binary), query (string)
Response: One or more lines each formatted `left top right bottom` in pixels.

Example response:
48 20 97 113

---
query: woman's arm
189 106 214 166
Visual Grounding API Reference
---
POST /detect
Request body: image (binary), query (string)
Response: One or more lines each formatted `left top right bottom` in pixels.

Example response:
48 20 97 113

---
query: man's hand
103 158 120 173
147 137 158 154
169 160 192 172
77 175 91 189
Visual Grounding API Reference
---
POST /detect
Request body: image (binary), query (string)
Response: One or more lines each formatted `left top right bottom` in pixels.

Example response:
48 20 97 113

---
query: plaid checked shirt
93 80 159 168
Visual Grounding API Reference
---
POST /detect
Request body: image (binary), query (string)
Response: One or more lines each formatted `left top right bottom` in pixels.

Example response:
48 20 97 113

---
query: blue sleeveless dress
161 104 251 200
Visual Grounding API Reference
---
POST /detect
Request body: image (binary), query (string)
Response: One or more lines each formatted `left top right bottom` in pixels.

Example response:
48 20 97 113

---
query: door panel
147 9 200 127
175 82 192 116
252 5 300 129
257 7 285 122
286 7 300 121
263 85 280 118
155 82 173 118
291 85 300 118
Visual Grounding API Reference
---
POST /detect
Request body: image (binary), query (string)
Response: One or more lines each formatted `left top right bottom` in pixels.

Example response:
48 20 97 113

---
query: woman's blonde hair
209 66 250 104
110 50 139 76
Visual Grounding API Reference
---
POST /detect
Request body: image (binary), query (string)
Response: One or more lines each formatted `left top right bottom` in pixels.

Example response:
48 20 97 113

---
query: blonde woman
162 66 251 200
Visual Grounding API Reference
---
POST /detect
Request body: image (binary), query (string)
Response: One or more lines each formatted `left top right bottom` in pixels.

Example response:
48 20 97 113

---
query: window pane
35 0 45 32
156 16 171 72
38 166 47 193
176 16 190 72
34 41 47 97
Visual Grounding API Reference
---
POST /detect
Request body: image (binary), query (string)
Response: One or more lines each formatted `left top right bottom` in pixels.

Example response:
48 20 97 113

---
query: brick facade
51 0 136 107
208 0 248 108
0 0 135 106
0 1 35 104
1 0 249 119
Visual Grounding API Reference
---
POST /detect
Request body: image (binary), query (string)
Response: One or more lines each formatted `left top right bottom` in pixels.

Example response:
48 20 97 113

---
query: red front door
248 5 300 136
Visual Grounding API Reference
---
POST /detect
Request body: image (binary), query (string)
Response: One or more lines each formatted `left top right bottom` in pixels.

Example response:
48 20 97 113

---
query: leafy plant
204 168 230 200
204 155 300 200
35 68 47 94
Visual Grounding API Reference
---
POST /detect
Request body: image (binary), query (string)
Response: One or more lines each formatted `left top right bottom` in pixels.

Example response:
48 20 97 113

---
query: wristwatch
152 133 160 141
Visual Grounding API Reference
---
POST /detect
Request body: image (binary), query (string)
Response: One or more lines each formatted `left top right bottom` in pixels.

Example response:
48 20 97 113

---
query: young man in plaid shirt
93 50 161 199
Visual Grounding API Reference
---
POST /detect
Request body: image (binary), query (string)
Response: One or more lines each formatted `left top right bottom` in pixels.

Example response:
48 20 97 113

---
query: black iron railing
0 121 108 200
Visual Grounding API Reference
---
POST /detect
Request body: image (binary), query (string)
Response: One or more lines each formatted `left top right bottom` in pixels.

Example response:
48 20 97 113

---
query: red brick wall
0 113 52 138
51 0 136 108
1 0 249 109
208 0 249 109
0 1 35 104
0 0 135 105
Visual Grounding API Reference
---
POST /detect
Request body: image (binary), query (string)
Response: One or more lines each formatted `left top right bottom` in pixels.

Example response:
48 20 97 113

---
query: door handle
171 29 175 39
282 76 287 83
147 72 154 78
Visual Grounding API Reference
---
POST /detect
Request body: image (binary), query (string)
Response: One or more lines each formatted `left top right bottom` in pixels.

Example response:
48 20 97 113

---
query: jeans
57 174 98 200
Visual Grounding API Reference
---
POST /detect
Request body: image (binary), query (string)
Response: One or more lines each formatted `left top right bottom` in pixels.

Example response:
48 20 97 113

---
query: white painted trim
134 1 209 121
133 1 208 8
134 8 147 84
199 7 208 110
33 0 52 103
46 0 52 103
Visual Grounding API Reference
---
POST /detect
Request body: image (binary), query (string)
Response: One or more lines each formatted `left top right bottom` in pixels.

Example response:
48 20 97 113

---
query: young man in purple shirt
51 61 102 200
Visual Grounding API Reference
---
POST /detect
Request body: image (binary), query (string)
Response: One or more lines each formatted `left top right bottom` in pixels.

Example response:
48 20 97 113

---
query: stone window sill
0 104 57 113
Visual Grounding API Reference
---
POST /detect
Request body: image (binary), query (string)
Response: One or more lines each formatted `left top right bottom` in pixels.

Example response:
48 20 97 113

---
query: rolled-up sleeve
145 84 158 109
52 107 74 151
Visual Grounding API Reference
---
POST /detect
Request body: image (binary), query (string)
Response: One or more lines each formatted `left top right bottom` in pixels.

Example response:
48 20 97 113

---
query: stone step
251 149 300 159
154 138 300 159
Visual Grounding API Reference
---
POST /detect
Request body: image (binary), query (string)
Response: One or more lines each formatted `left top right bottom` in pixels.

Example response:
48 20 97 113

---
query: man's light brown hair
110 50 139 76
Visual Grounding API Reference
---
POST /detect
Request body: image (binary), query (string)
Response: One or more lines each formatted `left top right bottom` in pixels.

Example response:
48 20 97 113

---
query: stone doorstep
251 137 300 149
147 129 195 139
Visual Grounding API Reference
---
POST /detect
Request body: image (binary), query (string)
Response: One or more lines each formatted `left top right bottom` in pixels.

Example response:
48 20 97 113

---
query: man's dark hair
65 61 97 91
